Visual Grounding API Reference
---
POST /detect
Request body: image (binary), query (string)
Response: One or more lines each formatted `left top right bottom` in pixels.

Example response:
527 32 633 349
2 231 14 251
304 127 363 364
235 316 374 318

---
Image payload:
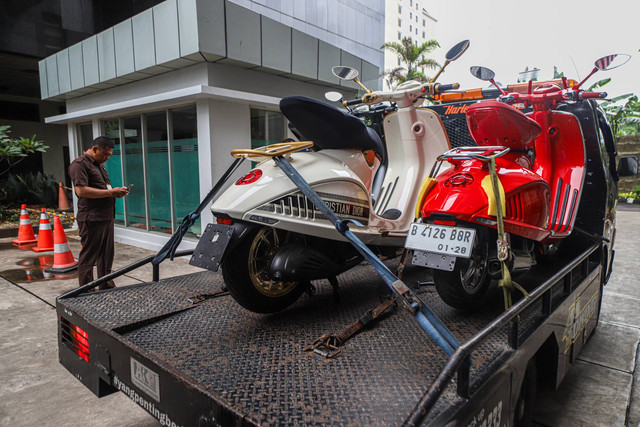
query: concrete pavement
0 210 638 426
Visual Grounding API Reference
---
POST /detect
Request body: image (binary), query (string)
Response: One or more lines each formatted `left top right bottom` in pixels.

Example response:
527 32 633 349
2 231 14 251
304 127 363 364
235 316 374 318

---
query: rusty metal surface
61 261 520 425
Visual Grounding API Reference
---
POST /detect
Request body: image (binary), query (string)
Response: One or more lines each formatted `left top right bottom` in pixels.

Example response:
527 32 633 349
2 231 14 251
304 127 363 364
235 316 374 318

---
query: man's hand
110 186 130 198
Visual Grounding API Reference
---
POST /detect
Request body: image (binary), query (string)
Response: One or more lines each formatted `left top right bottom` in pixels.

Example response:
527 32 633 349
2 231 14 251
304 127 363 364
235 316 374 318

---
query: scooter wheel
433 230 491 309
221 227 308 313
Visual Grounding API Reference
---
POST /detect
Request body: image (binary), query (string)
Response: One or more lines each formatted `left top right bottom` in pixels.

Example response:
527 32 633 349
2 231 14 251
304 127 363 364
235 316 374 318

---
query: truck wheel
514 359 537 427
433 233 491 309
221 226 308 313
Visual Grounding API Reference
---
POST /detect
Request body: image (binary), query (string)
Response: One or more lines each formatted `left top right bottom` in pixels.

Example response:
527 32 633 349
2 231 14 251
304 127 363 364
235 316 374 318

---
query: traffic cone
57 183 71 211
12 204 37 245
32 209 54 252
44 216 78 273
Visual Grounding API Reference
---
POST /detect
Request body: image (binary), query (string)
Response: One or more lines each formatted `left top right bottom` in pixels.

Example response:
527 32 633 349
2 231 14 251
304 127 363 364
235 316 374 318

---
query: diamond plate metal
61 261 522 425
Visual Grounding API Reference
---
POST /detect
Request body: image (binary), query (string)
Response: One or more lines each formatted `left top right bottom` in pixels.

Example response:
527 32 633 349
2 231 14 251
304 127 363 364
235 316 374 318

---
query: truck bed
57 254 576 426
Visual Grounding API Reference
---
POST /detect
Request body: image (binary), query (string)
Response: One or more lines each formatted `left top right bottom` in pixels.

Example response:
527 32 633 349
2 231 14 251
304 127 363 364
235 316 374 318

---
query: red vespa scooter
405 54 630 309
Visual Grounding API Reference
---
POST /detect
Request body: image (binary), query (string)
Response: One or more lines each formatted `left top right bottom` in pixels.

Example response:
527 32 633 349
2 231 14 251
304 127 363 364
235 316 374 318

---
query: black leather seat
279 96 385 159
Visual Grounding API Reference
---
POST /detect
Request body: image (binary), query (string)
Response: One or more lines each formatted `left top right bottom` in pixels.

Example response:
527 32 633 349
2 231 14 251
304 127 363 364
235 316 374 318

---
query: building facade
383 0 438 89
39 0 384 250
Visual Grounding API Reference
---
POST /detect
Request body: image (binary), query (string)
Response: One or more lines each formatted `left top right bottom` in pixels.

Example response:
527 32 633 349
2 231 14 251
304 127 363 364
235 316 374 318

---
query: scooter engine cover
466 100 542 150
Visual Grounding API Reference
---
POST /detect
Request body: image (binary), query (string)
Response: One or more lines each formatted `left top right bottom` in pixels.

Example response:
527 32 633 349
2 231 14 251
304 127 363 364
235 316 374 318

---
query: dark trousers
77 219 115 289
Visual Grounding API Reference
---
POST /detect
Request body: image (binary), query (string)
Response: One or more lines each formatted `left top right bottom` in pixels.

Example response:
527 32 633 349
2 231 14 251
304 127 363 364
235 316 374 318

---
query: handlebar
343 82 460 108
580 91 607 99
498 86 607 111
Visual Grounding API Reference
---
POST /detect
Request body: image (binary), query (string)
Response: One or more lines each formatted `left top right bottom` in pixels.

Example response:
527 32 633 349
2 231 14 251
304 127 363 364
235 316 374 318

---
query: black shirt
68 154 115 221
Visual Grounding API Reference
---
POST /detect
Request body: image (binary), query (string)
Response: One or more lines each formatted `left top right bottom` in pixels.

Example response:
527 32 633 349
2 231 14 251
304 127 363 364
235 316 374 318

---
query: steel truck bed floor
59 258 561 425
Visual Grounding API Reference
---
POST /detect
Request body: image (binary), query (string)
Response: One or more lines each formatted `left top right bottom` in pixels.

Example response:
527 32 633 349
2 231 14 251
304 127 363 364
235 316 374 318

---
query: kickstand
328 276 340 301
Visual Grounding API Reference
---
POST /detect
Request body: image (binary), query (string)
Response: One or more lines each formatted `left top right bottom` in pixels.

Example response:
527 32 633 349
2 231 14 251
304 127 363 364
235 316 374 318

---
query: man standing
68 136 129 289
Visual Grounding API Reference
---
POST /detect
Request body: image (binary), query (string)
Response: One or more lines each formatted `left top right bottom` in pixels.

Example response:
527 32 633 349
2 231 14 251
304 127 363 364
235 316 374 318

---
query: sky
426 0 638 101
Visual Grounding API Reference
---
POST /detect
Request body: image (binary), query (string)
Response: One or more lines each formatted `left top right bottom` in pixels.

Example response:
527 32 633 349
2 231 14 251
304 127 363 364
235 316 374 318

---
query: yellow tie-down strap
414 177 438 219
481 174 505 217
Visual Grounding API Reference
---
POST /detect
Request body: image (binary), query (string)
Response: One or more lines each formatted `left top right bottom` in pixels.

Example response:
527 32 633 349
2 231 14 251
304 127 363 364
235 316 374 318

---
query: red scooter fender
420 153 552 242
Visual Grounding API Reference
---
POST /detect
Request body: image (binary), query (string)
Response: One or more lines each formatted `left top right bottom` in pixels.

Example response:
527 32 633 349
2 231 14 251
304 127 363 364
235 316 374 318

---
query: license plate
405 223 475 258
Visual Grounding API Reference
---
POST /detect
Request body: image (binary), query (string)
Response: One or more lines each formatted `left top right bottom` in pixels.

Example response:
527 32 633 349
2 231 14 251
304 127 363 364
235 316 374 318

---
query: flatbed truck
56 97 628 426
56 239 605 426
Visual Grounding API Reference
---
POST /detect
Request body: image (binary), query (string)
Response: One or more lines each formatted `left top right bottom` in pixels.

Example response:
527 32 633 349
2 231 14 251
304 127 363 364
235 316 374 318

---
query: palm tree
381 37 440 89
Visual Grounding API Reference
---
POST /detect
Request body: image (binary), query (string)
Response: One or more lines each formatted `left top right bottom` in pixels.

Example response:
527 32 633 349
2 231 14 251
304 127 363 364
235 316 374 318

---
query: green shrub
0 172 58 207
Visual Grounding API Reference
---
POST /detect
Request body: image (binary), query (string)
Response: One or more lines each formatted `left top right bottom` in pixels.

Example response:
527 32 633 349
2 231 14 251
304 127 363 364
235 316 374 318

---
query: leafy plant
0 172 58 206
381 37 440 89
600 94 640 136
0 125 49 176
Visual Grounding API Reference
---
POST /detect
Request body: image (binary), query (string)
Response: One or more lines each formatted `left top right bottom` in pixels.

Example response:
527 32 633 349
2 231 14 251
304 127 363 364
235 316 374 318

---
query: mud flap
189 224 234 272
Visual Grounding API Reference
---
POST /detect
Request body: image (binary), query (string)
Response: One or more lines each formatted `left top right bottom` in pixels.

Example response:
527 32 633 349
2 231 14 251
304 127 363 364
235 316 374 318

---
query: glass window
251 108 286 149
409 24 412 32
102 119 124 225
398 31 402 40
122 115 146 229
423 18 426 26
77 123 93 151
410 12 412 19
398 18 401 26
422 31 425 38
171 106 200 237
145 111 172 234
398 5 401 13
99 105 200 237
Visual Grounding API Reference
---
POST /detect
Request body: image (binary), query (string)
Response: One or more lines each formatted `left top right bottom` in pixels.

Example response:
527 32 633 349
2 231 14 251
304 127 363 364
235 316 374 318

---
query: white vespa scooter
189 41 470 313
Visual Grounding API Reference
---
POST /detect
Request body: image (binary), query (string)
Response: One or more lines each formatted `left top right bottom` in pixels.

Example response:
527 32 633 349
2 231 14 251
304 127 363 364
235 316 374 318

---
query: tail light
61 317 90 363
235 169 262 185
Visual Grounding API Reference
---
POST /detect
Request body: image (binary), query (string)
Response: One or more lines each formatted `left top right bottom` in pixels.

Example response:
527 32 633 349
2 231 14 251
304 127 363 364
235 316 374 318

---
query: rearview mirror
618 156 638 177
446 40 470 62
595 54 631 71
332 66 359 81
470 66 496 81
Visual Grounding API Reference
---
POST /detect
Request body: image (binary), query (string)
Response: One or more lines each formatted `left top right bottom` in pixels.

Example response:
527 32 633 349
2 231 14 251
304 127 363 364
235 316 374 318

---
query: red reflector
217 218 233 225
62 317 90 363
433 219 456 226
421 87 426 92
235 169 262 185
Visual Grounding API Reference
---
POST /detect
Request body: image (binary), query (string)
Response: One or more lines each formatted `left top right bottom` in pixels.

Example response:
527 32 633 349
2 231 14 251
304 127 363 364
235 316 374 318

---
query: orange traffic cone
33 208 54 252
44 216 78 273
12 204 37 245
57 183 72 211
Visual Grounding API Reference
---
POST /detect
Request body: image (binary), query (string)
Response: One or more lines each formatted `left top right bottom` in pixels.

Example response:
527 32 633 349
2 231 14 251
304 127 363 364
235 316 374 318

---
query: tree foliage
381 37 440 89
0 125 48 176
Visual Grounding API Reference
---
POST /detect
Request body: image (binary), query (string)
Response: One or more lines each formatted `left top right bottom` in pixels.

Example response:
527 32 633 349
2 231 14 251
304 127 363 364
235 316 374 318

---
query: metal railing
57 249 195 300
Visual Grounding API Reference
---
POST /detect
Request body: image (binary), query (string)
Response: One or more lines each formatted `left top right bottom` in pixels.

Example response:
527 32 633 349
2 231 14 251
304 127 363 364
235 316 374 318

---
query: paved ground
0 209 638 426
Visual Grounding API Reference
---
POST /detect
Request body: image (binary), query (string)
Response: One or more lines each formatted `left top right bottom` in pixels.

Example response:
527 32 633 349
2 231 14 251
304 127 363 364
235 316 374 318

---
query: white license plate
405 223 475 258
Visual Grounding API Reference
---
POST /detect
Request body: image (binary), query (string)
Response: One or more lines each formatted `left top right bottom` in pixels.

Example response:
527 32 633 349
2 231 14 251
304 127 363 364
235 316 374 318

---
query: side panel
57 304 250 426
435 265 602 426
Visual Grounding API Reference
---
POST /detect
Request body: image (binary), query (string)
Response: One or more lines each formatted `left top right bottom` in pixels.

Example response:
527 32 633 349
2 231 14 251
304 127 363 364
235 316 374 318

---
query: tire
433 229 491 309
513 358 537 427
221 227 308 313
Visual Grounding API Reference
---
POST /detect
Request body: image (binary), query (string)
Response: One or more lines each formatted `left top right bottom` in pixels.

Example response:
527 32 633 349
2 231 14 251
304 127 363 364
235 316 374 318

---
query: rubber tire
221 227 308 313
514 359 537 427
433 231 491 309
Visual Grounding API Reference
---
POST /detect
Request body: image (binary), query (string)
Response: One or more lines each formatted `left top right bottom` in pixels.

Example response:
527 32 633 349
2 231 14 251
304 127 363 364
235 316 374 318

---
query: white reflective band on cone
21 209 28 215
20 218 31 225
54 242 70 253
39 223 51 230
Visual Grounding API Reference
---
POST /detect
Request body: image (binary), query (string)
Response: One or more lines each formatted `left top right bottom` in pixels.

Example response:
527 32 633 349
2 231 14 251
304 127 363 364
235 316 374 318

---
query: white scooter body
211 100 451 246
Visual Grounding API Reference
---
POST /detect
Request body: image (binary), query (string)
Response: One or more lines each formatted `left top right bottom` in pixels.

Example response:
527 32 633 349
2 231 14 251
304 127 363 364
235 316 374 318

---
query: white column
196 98 251 228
